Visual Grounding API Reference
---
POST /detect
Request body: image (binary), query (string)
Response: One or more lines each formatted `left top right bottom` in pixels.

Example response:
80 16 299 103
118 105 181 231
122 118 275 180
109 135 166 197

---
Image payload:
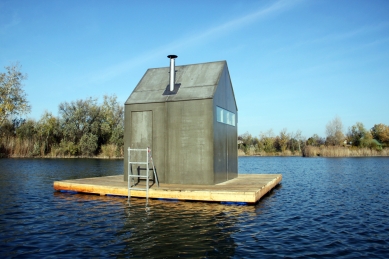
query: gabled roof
126 61 229 104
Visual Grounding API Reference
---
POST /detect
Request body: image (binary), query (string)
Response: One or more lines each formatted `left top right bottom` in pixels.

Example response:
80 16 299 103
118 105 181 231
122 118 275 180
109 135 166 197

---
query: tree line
1 63 389 158
239 116 389 157
0 63 123 158
0 95 124 158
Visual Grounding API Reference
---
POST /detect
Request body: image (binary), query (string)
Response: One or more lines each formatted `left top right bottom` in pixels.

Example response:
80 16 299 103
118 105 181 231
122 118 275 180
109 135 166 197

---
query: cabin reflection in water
118 199 245 257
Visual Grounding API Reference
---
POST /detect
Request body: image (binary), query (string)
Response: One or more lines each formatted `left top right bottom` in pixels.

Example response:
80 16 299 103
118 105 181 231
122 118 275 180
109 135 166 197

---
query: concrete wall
124 102 166 182
213 65 238 184
124 99 214 184
165 99 214 184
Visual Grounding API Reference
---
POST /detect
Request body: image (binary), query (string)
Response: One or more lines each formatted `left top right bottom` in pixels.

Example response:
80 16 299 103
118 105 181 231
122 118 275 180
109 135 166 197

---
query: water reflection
119 199 256 258
2 157 389 258
54 192 259 258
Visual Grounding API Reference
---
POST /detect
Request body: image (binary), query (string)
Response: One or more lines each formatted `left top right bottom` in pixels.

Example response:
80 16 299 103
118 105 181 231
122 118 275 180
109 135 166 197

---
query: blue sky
1 0 388 139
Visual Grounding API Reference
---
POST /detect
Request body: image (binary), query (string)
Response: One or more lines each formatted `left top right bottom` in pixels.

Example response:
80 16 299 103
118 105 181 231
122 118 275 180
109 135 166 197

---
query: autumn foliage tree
371 124 389 147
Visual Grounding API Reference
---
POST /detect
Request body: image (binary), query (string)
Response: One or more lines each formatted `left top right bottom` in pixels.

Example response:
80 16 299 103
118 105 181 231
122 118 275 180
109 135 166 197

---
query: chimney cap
167 55 178 59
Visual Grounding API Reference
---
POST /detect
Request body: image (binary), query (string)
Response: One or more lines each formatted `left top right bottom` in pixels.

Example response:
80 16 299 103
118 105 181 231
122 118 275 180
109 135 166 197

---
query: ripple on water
0 157 389 258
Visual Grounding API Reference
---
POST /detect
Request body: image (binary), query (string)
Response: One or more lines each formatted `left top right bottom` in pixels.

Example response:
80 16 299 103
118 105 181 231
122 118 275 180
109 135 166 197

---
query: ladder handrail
148 148 159 187
127 147 159 204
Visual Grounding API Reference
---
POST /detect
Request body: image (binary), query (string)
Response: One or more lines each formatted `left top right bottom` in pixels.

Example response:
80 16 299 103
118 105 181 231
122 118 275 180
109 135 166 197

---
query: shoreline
1 154 124 159
2 153 389 159
239 146 389 158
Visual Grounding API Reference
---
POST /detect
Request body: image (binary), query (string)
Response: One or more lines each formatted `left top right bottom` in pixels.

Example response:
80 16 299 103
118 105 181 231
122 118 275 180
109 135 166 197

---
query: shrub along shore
0 136 123 159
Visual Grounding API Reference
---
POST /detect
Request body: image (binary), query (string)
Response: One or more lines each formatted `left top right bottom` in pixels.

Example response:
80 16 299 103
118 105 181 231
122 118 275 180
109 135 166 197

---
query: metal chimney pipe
167 55 177 91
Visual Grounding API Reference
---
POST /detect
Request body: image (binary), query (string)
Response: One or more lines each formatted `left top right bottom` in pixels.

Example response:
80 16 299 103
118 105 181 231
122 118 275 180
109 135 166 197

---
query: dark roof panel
126 61 226 104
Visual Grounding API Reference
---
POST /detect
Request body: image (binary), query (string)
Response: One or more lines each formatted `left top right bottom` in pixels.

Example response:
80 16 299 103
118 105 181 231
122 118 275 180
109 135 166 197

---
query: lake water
0 157 388 258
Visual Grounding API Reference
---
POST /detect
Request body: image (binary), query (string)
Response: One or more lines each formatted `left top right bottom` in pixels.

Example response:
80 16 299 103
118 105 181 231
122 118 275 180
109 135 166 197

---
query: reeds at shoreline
238 148 302 157
2 136 388 159
302 145 389 157
238 146 389 157
0 136 123 159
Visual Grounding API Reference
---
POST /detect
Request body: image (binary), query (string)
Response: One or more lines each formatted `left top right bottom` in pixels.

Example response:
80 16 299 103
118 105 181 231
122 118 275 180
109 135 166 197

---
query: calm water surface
0 157 388 258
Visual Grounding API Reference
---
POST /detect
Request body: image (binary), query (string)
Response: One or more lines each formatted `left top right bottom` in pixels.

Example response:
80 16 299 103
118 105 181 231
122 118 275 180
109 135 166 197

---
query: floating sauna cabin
124 56 238 185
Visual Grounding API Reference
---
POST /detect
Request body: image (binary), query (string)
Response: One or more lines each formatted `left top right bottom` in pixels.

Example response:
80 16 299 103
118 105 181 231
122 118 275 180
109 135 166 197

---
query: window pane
216 106 235 127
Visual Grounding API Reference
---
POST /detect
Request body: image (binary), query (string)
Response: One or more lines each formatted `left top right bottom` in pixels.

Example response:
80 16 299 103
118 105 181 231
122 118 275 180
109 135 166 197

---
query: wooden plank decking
53 174 282 204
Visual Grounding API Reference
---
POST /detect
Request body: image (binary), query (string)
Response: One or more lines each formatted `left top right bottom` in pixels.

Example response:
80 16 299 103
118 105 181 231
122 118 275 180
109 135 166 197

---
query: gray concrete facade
124 60 238 185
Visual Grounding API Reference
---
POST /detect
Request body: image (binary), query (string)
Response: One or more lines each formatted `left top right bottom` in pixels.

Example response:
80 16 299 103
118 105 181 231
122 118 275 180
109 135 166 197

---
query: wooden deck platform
53 174 282 204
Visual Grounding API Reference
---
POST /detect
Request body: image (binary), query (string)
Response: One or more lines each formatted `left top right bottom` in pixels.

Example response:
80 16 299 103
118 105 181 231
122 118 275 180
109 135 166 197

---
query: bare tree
285 130 303 152
325 116 344 146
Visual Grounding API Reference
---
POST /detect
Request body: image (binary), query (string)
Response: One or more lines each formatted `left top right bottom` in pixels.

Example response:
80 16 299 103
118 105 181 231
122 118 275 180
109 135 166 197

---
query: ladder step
128 162 148 165
128 147 159 204
129 187 148 191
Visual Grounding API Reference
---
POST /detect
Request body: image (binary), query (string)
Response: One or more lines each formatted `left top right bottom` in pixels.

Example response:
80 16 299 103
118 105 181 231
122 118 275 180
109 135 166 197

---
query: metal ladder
127 147 159 203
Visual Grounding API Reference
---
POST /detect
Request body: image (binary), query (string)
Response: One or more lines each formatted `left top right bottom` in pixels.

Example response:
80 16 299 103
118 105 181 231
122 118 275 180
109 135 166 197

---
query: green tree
59 97 101 144
0 119 16 138
347 122 381 149
278 128 289 152
59 140 78 156
259 129 275 153
239 132 253 154
0 63 30 125
347 122 368 147
79 133 98 156
359 131 375 148
306 134 323 146
16 119 36 140
100 94 124 147
36 111 60 154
